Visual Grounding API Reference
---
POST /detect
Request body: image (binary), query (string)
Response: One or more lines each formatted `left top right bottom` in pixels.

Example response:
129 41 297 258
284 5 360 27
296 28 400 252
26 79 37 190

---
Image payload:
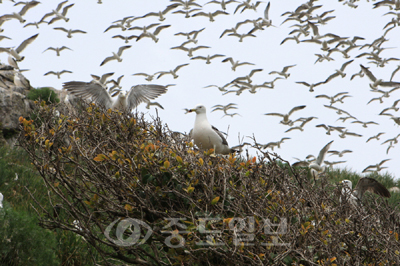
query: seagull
351 120 379 128
192 10 229 22
137 3 179 21
0 33 38 61
337 128 362 138
53 27 87 38
315 124 345 135
366 132 385 143
203 83 231 92
43 46 72 56
100 45 131 66
63 80 168 112
187 104 236 154
211 103 238 114
327 149 352 157
190 54 225 64
341 178 391 207
136 25 171 43
41 1 74 24
0 1 40 23
44 70 73 79
362 159 391 173
204 0 239 11
296 80 326 92
145 101 164 110
255 137 291 151
315 92 349 106
309 140 334 179
156 63 189 79
284 116 315 133
132 72 157 82
221 57 255 71
264 105 306 126
269 65 296 79
323 160 346 170
360 64 400 88
0 192 3 208
112 34 138 43
170 44 210 57
228 32 256 42
174 28 205 44
104 16 134 32
324 60 354 82
172 8 202 18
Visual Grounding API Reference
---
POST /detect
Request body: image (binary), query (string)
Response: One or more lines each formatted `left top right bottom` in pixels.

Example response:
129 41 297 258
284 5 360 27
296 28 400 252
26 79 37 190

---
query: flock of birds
0 0 400 205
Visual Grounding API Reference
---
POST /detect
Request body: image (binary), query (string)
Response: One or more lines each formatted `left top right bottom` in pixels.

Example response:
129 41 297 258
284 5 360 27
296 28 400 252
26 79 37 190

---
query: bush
17 101 400 265
0 204 60 265
27 87 60 104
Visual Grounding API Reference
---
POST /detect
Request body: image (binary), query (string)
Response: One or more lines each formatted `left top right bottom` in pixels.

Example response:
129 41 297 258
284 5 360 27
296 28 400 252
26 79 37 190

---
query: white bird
0 33 39 61
366 132 385 143
136 25 171 43
192 10 229 22
112 34 138 43
0 192 3 208
104 16 134 32
221 57 255 71
0 1 39 23
190 54 225 64
362 159 391 173
170 44 210 57
63 79 168 112
137 4 179 21
53 27 87 38
44 70 73 79
327 149 352 157
41 1 74 24
156 63 189 79
100 45 131 66
309 140 334 179
188 104 236 154
43 46 72 56
341 178 391 207
264 105 306 126
205 0 239 10
145 101 164 110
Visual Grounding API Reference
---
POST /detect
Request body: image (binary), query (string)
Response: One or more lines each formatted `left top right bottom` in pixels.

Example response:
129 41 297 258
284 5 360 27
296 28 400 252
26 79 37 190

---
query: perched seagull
187 104 236 154
264 105 306 126
309 140 334 179
43 46 72 56
0 1 40 23
341 178 391 207
53 27 87 38
41 1 74 24
362 159 391 173
63 80 167 112
366 132 385 143
156 63 189 79
221 57 255 71
0 33 38 61
44 70 73 79
100 45 131 66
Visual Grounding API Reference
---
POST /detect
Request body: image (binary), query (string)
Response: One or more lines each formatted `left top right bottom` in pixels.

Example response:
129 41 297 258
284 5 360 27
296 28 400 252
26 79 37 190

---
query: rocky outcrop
0 63 35 146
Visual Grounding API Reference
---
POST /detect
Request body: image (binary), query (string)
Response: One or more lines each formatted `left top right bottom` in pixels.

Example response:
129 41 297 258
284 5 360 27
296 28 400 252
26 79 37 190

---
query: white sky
1 0 400 180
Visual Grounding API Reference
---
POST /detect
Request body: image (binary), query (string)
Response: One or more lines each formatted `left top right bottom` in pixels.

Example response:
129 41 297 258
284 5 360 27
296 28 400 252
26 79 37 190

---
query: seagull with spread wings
100 45 131 66
63 77 168 112
264 105 306 126
341 178 391 206
0 33 38 61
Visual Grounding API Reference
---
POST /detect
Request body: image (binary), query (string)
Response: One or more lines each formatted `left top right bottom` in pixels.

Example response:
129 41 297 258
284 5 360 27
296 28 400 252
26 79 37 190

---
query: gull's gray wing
126 84 167 110
63 81 113 109
211 125 228 145
354 177 391 200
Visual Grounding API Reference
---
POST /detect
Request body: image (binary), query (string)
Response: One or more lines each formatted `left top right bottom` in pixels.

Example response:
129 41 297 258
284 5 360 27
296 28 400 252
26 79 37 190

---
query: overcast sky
1 0 400 180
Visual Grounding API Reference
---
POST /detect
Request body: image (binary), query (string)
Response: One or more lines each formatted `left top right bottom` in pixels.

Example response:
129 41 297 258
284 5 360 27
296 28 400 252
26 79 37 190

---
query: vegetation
13 101 400 265
0 146 102 265
27 87 60 104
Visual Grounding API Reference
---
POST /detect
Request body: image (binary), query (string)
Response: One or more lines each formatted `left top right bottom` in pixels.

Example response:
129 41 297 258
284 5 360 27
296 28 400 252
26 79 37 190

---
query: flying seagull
187 104 236 155
0 33 39 61
63 78 168 111
309 140 334 179
100 45 131 66
341 178 391 206
264 105 306 126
